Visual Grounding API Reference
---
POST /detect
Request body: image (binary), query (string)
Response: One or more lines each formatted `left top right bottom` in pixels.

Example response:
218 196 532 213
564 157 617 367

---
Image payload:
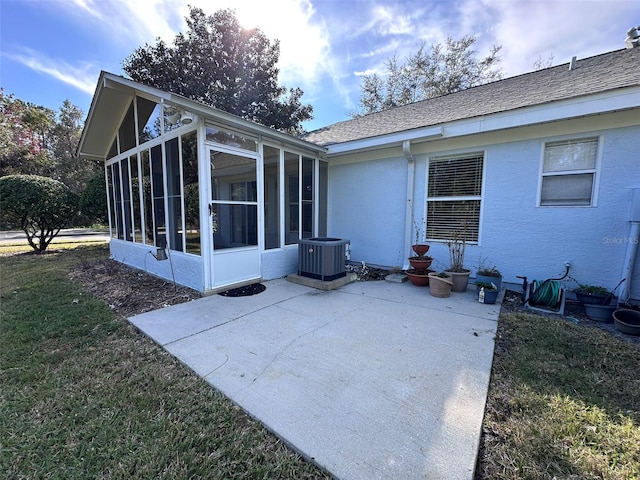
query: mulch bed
68 258 201 318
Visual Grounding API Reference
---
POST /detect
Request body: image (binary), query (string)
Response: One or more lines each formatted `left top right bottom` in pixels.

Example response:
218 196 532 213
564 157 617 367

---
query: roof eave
324 85 640 157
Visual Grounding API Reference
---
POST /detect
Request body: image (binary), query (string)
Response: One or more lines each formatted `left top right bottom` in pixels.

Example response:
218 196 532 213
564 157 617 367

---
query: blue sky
1 0 638 131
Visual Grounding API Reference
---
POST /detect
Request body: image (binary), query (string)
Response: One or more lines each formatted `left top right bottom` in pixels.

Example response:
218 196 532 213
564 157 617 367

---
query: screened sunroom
78 72 328 292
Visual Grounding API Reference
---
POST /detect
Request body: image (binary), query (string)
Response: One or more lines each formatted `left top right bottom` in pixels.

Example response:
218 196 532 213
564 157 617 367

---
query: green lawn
476 311 640 479
1 245 638 479
0 245 329 479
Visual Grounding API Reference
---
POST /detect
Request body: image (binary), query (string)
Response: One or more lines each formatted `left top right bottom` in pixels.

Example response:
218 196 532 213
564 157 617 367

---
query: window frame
425 151 485 244
537 136 601 208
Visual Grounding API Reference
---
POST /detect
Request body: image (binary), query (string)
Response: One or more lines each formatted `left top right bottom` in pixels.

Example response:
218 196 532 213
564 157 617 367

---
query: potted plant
406 221 432 286
428 271 453 298
444 229 470 292
405 268 435 286
475 281 499 304
411 220 431 258
476 263 502 292
573 283 619 323
574 284 615 305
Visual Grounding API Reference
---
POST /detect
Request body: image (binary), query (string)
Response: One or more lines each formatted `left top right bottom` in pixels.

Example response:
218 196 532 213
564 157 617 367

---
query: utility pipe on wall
619 188 640 302
402 140 415 271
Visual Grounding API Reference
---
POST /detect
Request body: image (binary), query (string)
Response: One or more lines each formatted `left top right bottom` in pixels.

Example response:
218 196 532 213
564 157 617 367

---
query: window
263 145 280 249
151 144 166 247
118 102 136 153
426 153 483 242
206 125 257 152
301 156 314 239
182 132 200 255
129 155 142 242
284 151 299 245
141 150 154 245
137 97 162 144
165 138 183 252
540 138 598 206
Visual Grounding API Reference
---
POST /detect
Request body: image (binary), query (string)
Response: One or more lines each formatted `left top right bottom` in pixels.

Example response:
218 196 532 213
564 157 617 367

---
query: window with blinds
540 138 598 206
426 153 484 242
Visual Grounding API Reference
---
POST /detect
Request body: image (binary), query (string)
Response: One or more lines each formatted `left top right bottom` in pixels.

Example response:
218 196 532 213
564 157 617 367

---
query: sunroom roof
77 72 326 161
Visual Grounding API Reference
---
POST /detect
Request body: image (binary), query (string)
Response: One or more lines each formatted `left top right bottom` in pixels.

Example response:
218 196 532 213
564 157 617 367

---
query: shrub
0 175 79 252
80 170 107 224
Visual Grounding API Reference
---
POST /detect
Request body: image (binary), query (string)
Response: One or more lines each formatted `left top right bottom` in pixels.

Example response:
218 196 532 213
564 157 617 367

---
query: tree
532 53 555 71
0 90 56 178
355 36 502 116
0 91 98 194
79 170 107 224
50 100 101 193
0 175 79 253
122 7 313 134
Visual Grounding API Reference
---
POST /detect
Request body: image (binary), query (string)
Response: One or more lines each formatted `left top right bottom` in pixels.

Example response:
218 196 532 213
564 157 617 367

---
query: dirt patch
68 258 202 318
346 262 396 281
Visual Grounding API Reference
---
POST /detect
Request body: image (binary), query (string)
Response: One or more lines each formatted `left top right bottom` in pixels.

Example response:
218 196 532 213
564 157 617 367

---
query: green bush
79 170 107 224
0 174 79 252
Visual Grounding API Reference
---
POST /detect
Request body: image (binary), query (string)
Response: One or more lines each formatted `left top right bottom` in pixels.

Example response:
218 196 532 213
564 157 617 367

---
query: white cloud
5 48 97 95
480 0 635 76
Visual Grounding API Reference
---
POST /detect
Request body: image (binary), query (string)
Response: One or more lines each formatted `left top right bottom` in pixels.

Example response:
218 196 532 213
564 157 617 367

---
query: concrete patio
129 278 500 479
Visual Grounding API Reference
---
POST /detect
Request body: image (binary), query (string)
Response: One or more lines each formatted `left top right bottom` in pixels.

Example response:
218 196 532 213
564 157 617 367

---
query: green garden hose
530 279 562 307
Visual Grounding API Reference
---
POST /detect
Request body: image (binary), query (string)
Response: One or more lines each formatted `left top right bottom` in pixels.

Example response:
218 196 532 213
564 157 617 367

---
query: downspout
619 188 640 302
402 140 415 271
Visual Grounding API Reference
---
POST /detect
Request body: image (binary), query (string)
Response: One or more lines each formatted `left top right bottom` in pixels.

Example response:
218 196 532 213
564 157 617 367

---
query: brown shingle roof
303 48 640 146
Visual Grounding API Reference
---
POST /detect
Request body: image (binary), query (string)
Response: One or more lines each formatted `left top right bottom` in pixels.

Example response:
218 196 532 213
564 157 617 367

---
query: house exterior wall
328 118 640 300
110 240 204 291
262 246 298 280
329 155 409 268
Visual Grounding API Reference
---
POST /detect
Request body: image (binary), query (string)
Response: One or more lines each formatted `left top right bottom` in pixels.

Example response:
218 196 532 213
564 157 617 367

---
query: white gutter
620 188 640 302
402 140 415 271
327 126 443 156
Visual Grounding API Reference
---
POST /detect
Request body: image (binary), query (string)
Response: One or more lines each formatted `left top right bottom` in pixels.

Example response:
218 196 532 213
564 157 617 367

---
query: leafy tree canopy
0 90 99 194
122 7 313 134
0 175 79 252
354 36 502 116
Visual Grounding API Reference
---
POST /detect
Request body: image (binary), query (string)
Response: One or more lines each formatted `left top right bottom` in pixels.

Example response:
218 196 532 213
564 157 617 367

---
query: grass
477 311 640 479
2 245 639 479
0 245 329 479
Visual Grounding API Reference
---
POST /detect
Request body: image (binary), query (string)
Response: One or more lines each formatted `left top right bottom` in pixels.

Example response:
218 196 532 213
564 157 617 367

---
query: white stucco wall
261 246 298 280
328 121 640 300
110 241 204 292
329 155 409 269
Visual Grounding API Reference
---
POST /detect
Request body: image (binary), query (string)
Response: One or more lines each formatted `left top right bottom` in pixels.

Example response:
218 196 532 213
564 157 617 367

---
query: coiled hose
529 279 562 307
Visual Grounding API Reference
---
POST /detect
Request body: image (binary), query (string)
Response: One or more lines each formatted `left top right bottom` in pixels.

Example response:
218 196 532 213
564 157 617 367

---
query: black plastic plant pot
575 290 613 305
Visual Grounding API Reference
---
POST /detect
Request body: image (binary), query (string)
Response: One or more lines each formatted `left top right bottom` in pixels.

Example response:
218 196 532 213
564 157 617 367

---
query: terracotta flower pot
406 269 434 286
428 272 453 298
411 244 430 257
409 256 433 270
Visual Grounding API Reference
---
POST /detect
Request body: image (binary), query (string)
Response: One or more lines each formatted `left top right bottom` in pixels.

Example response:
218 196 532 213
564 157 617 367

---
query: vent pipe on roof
625 26 640 48
568 56 577 70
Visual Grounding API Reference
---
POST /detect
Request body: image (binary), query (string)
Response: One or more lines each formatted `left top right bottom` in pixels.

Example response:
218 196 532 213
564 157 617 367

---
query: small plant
477 260 501 277
447 229 468 273
437 271 451 278
413 219 426 245
577 284 611 295
475 281 498 291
